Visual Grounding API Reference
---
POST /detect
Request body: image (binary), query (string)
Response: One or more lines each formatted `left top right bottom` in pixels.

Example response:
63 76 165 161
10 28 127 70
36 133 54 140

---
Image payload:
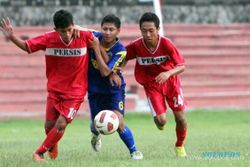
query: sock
175 127 187 147
35 127 64 154
118 126 137 154
90 122 100 136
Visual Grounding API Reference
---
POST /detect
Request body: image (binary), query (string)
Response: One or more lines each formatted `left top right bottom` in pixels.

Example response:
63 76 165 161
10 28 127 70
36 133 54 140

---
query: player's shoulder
131 37 143 44
114 39 126 51
160 36 175 45
127 37 143 47
44 30 57 36
92 31 102 37
79 29 92 36
38 30 58 40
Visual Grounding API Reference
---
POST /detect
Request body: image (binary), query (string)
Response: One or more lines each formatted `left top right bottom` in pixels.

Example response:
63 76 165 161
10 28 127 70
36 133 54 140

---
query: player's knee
56 122 67 131
175 116 187 128
113 111 125 132
44 121 56 131
154 117 166 130
55 116 68 131
117 118 126 132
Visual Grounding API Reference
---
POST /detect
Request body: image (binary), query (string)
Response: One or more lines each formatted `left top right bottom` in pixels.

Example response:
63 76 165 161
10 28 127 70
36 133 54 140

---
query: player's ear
156 27 160 33
117 28 120 34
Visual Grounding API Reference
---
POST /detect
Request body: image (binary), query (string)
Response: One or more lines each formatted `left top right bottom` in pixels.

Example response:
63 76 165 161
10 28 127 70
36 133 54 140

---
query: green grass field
0 110 249 167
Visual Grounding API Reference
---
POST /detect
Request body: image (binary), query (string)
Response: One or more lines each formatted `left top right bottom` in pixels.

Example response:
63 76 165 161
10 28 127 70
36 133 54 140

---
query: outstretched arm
0 18 27 52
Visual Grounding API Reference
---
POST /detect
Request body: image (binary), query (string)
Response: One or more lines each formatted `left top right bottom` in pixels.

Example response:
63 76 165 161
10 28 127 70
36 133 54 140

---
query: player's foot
48 144 58 159
175 146 187 157
131 150 143 160
91 133 102 152
33 152 47 162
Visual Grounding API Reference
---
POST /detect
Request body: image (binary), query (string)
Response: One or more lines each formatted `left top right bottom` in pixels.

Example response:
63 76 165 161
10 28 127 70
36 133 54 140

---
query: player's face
101 23 120 45
140 22 159 44
55 25 74 44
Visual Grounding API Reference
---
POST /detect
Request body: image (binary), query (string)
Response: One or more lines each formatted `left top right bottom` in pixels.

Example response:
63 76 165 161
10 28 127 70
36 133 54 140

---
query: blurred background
0 0 250 118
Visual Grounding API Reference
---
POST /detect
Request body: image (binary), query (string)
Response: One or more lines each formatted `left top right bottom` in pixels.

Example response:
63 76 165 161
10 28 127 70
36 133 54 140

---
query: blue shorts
88 91 125 121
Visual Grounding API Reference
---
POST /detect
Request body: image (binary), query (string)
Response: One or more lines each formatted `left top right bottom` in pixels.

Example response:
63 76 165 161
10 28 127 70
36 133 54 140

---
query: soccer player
124 12 188 157
0 9 102 162
87 14 143 160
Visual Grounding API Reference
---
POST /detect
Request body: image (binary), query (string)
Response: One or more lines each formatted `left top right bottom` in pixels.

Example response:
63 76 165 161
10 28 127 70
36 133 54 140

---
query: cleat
48 144 58 159
91 133 102 152
131 150 143 160
33 152 47 162
175 146 187 157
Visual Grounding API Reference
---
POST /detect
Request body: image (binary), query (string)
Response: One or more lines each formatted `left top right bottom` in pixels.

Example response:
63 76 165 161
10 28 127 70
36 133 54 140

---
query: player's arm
75 25 110 63
113 60 127 73
90 36 113 77
100 45 110 63
155 65 185 84
93 40 122 87
155 40 185 84
0 18 27 52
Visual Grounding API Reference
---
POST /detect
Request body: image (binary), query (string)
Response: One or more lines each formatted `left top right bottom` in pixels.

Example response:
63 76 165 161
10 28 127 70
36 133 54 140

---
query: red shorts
46 93 84 123
143 76 187 116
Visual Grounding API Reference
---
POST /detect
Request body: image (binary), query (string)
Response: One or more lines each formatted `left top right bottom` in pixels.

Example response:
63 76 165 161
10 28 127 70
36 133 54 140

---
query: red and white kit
126 36 187 116
25 30 93 122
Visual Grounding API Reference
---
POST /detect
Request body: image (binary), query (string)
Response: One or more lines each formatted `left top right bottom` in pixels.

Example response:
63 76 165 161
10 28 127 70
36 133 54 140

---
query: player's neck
144 39 158 52
101 39 115 49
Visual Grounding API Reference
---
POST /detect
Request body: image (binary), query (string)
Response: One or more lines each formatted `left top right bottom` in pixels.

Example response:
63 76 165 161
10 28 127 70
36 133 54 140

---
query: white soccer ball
94 110 119 135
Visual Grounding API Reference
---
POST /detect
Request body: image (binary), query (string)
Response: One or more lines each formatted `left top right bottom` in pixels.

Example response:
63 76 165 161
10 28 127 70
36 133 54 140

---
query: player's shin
90 122 100 136
175 127 187 147
35 127 65 154
118 126 136 154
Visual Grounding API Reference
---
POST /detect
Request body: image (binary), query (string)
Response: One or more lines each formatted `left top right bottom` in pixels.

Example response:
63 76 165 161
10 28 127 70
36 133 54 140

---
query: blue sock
118 126 137 154
90 122 100 136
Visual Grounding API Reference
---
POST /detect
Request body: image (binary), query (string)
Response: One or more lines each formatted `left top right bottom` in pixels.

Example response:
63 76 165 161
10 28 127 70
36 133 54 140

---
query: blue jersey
88 31 126 95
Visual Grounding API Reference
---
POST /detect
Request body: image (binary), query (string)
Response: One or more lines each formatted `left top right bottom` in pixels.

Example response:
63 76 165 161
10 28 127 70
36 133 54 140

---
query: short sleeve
107 47 126 70
85 31 94 48
25 34 47 53
165 39 185 66
125 42 136 61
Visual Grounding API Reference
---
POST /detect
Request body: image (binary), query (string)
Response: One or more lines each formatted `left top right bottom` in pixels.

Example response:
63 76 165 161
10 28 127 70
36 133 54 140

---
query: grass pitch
0 110 249 167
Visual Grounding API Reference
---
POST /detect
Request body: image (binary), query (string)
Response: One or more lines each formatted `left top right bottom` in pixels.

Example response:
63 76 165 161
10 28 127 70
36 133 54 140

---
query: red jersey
25 30 93 98
126 36 185 85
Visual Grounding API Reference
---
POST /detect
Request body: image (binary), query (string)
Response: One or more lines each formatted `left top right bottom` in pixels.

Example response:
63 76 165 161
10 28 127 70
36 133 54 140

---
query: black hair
139 12 160 29
101 14 121 29
53 9 73 29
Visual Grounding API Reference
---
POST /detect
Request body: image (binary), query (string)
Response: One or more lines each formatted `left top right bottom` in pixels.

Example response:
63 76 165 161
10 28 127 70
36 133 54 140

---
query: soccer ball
94 110 119 135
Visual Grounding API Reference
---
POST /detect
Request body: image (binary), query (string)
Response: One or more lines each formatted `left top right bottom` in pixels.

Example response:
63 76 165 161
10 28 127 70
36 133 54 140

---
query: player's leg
44 97 59 159
33 115 67 162
173 110 187 157
111 92 143 159
45 120 59 160
33 97 59 162
166 76 187 157
33 97 82 161
144 84 167 130
88 94 104 152
113 110 143 159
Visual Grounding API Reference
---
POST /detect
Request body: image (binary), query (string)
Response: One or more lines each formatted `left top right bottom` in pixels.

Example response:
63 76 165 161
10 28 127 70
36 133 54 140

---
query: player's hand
0 17 14 38
89 36 100 48
155 71 171 84
73 25 81 39
109 72 122 88
113 66 123 73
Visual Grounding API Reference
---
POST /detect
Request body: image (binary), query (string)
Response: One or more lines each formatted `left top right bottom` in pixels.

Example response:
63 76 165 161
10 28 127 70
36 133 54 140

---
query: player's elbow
100 70 112 77
181 65 185 72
